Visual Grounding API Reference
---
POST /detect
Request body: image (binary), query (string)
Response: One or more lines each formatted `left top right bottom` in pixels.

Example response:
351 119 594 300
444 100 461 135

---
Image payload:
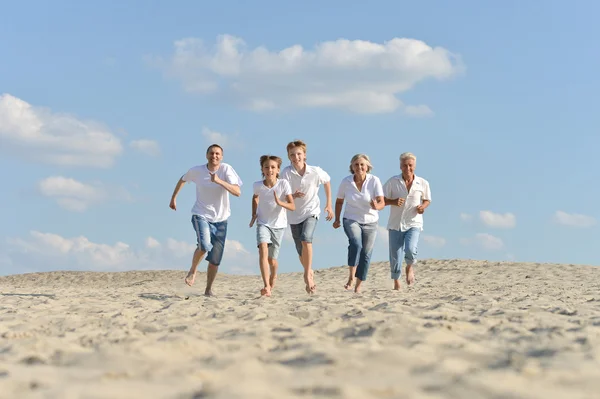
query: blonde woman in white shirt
250 155 295 297
333 154 385 293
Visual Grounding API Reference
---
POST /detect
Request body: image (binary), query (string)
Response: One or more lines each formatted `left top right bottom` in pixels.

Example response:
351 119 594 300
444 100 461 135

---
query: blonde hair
349 154 373 174
400 152 416 163
260 155 282 178
286 140 307 155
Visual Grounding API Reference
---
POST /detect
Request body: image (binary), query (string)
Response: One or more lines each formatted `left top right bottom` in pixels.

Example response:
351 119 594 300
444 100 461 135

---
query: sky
1 0 599 277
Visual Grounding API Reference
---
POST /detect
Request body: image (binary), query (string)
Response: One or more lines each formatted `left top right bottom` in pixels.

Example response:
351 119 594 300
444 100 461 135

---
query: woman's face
352 157 369 176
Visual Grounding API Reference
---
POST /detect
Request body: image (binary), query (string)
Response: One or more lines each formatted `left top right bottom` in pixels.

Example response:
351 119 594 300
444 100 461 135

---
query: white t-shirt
281 164 330 225
383 175 431 232
182 163 242 223
253 179 292 229
336 174 384 224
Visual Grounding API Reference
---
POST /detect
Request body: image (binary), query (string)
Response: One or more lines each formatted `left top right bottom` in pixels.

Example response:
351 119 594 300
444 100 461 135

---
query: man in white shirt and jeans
383 152 431 290
169 144 242 296
281 140 333 294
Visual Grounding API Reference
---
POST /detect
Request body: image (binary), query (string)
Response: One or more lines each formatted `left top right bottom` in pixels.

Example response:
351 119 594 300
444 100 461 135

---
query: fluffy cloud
201 127 242 149
554 211 596 228
460 213 473 222
5 232 253 274
156 34 463 114
460 233 504 251
422 235 446 248
37 176 131 212
404 105 434 118
130 139 161 157
479 211 516 229
0 94 123 167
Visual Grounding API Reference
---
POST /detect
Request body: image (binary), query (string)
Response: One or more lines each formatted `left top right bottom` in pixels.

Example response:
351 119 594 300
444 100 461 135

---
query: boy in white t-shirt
169 144 242 296
281 140 333 294
249 155 295 297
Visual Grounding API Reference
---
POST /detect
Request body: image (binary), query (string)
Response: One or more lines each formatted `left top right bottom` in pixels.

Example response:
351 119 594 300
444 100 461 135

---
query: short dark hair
259 155 282 178
206 144 224 155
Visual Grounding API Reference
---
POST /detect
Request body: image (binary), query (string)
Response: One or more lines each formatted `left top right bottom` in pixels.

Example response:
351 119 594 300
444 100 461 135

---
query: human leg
186 215 211 286
388 229 405 290
404 227 421 286
204 220 228 295
342 218 361 289
354 222 378 293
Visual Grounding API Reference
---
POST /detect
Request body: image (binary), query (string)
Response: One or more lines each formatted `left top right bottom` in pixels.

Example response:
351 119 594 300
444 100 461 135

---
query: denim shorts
191 215 228 266
256 224 285 259
289 215 318 256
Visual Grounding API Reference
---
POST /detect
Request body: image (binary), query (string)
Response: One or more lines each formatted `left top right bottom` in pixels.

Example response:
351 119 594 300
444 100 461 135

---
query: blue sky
1 0 599 276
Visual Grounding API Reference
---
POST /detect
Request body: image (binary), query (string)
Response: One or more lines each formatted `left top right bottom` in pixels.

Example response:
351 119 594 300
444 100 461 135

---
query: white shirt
281 164 330 225
336 174 384 224
253 179 292 229
383 175 431 232
182 163 242 223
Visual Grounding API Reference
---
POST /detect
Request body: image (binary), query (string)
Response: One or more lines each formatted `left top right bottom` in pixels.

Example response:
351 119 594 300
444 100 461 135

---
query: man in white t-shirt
281 140 333 294
383 152 431 290
169 144 242 296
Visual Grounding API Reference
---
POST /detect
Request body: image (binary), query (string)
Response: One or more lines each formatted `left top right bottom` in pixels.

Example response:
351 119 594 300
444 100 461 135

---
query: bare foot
305 270 316 294
393 279 401 290
260 286 272 297
185 272 196 287
406 265 415 286
354 282 362 294
344 278 354 290
269 274 277 290
204 290 215 297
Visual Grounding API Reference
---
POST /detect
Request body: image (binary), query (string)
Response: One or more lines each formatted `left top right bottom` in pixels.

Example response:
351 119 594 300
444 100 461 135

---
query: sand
1 259 599 399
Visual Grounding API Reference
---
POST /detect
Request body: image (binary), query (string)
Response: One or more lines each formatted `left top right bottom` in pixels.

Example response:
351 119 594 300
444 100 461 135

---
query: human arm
370 196 385 211
249 194 259 227
323 181 333 221
210 172 241 197
384 197 405 207
169 176 186 210
416 200 431 214
274 191 295 211
333 198 344 229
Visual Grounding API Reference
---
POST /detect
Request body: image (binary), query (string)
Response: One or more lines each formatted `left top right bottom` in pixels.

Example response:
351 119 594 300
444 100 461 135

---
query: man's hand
169 198 177 210
333 220 341 229
416 204 426 214
292 190 305 199
324 205 333 221
393 198 405 207
210 172 222 185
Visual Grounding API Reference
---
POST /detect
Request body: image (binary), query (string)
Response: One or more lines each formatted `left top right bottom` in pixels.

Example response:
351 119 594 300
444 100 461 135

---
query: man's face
400 158 415 177
288 147 306 167
206 147 223 165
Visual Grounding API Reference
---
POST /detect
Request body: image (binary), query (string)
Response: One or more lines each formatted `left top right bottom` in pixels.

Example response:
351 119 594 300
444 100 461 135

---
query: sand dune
1 259 599 399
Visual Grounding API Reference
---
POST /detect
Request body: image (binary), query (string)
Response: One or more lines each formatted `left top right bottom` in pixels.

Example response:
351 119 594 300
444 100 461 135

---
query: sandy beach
1 259 599 399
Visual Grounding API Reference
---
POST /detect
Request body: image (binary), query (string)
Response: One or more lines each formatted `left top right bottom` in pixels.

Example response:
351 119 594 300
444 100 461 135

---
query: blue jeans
191 215 228 266
289 216 318 256
389 227 420 279
342 218 378 281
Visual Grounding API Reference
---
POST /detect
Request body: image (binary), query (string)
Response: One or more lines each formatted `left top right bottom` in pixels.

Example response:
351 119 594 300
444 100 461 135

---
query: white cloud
130 139 161 157
479 211 516 229
156 34 463 114
460 213 473 222
201 127 242 149
460 233 504 251
422 235 446 248
37 176 131 212
554 211 596 228
4 232 253 274
0 94 123 167
145 237 161 249
404 105 434 118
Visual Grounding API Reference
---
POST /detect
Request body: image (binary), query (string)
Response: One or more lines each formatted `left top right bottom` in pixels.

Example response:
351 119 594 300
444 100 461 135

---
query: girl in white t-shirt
333 154 385 293
250 155 295 297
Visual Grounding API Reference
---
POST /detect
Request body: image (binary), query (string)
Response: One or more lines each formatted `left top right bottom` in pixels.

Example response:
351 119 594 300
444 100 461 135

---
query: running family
169 141 431 297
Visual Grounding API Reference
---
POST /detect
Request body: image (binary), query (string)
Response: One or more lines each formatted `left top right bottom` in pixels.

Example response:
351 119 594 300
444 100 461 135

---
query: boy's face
262 160 280 178
288 147 306 167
